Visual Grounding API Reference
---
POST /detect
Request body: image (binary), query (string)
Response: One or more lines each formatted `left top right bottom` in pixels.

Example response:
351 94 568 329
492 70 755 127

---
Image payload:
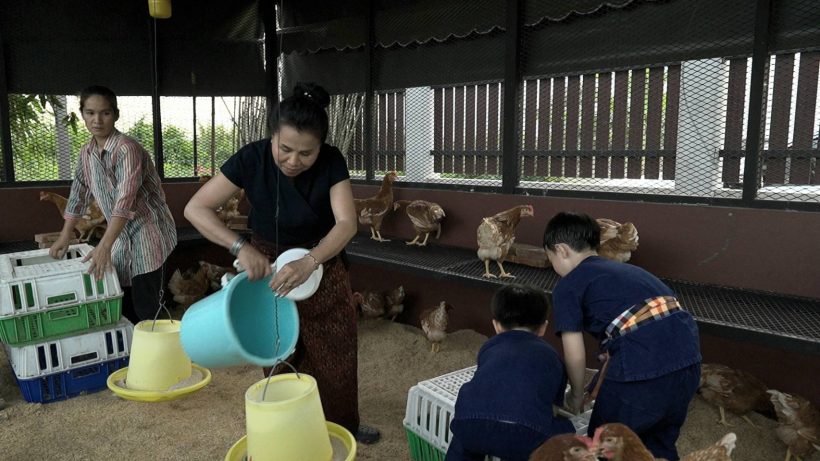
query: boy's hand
565 387 585 415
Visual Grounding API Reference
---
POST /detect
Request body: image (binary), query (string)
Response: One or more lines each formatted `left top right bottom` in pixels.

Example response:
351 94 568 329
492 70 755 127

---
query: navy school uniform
446 330 575 461
552 256 701 461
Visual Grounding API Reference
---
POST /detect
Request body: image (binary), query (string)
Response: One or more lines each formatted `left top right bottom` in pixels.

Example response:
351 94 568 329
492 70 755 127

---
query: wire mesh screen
276 0 819 206
8 95 153 182
160 96 267 178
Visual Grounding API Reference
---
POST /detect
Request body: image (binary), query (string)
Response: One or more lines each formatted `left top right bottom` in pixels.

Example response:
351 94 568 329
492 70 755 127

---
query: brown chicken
477 205 534 278
384 285 405 321
393 200 446 246
529 433 597 461
699 363 772 427
199 175 245 224
420 301 453 353
198 260 236 292
168 266 209 309
680 432 736 461
596 218 639 263
353 290 386 318
592 423 655 461
40 191 107 242
768 390 820 461
354 171 397 242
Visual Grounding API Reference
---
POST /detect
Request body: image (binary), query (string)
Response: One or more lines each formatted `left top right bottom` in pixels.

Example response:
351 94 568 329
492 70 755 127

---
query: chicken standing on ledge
681 432 737 461
420 301 453 353
384 285 405 321
596 218 639 263
768 389 820 461
199 174 245 225
40 191 107 242
354 171 397 242
168 265 209 309
529 433 597 461
699 363 772 427
393 199 446 246
477 205 534 278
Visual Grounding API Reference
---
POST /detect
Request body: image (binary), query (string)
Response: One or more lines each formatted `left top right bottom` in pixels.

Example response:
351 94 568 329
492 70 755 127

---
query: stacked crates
0 244 130 403
403 366 593 461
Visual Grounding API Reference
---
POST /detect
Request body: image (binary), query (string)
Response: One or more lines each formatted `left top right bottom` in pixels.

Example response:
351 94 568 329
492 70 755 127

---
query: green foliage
125 118 154 152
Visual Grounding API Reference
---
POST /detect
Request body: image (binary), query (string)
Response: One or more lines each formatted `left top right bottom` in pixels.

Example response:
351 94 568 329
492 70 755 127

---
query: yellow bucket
245 374 332 461
126 320 192 391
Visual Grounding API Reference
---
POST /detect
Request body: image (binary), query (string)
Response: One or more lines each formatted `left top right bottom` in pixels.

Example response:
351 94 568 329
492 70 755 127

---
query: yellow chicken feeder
107 319 211 402
225 374 356 461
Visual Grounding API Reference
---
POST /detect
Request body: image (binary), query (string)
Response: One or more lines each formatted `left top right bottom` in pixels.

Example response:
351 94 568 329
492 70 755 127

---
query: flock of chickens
529 362 820 460
38 177 818 460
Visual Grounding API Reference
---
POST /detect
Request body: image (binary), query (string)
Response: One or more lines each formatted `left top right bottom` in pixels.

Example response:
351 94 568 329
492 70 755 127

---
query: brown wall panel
352 185 820 299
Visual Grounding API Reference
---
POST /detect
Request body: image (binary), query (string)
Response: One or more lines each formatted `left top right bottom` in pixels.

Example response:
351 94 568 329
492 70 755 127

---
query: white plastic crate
6 318 133 379
0 244 122 316
404 366 593 461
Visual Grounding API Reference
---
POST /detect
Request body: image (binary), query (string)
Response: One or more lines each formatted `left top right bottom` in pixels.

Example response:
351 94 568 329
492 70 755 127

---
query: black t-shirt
220 139 350 245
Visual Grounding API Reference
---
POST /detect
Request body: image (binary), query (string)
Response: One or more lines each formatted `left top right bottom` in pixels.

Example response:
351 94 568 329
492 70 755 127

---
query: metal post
501 0 521 194
742 0 773 204
263 0 278 125
364 0 375 182
150 18 165 177
0 29 15 183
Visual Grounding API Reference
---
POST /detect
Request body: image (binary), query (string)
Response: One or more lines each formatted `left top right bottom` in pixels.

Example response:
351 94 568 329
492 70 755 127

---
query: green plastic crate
0 297 122 346
405 427 446 461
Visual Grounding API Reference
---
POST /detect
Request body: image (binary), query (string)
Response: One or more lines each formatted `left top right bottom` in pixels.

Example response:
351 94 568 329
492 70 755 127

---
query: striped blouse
64 130 177 286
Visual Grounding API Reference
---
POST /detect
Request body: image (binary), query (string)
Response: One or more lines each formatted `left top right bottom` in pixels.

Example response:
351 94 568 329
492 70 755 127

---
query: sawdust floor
0 319 815 460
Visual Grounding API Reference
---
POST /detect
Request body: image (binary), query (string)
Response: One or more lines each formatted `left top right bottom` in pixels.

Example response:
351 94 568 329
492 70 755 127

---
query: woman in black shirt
185 82 379 444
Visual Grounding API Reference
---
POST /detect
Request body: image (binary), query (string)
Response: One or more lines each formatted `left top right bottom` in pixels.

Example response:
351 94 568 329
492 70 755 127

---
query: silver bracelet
305 253 321 271
229 235 247 256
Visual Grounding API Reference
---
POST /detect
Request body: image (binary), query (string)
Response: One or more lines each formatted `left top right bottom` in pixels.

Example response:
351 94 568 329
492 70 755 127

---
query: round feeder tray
225 421 356 461
106 363 212 402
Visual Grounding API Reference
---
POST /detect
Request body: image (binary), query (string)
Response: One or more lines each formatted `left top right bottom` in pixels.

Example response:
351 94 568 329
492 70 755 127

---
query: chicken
477 205 534 278
384 285 405 321
420 301 453 353
592 423 655 461
353 290 386 319
168 266 209 309
40 191 107 242
393 200 446 246
699 363 772 427
198 260 236 292
199 174 245 224
680 432 737 461
354 171 397 242
596 218 638 263
529 433 597 461
768 390 820 461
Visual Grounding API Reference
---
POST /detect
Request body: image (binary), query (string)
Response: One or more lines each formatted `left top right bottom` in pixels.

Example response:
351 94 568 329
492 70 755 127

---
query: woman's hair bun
294 82 331 109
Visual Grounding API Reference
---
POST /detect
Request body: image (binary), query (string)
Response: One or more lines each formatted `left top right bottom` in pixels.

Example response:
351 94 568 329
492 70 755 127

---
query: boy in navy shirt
447 284 575 461
543 211 701 461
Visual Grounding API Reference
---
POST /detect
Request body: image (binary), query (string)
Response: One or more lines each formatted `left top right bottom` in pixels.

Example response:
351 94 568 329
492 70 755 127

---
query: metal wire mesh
160 96 267 179
277 0 820 207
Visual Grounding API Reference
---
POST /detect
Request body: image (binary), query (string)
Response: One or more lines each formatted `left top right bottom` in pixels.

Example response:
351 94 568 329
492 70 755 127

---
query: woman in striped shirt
50 86 177 323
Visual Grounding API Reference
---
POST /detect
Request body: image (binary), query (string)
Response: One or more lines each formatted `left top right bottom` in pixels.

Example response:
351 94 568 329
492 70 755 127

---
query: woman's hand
269 256 315 298
49 235 72 259
237 244 272 281
83 242 113 281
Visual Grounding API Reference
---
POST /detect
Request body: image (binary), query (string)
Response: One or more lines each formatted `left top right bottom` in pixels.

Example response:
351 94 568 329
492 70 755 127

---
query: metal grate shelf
346 234 820 352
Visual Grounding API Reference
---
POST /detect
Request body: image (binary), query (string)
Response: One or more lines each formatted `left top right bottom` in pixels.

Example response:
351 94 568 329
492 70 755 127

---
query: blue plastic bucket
180 271 299 368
